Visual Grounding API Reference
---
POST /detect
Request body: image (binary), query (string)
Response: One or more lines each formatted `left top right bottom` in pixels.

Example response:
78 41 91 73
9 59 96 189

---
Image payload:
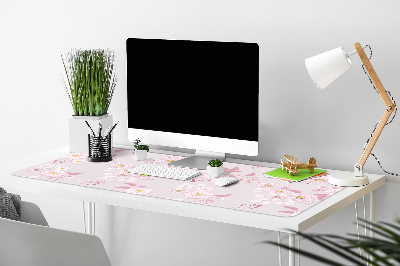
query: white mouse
214 177 239 187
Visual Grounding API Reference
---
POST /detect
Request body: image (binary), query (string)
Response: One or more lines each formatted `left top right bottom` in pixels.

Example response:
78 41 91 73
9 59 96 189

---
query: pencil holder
87 134 112 162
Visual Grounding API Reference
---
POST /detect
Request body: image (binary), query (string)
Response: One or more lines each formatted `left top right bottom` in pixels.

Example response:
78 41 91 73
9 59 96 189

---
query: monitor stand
168 150 225 170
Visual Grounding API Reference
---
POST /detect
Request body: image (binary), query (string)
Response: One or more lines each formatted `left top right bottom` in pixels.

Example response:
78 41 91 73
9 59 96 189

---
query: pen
85 120 95 136
94 124 99 137
88 128 94 137
98 122 102 138
105 121 119 138
103 126 111 138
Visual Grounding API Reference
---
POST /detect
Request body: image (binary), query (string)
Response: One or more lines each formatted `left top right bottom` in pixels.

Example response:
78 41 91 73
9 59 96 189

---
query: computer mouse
214 177 239 187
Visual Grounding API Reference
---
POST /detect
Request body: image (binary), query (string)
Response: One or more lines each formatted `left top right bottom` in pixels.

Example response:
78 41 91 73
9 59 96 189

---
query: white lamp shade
305 47 352 89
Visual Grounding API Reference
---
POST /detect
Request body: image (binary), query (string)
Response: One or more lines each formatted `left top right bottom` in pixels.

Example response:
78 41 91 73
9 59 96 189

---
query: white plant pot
135 150 147 161
207 165 223 178
69 114 113 154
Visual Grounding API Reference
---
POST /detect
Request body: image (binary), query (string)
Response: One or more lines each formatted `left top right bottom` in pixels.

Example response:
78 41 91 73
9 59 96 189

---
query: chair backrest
0 201 111 266
20 201 48 226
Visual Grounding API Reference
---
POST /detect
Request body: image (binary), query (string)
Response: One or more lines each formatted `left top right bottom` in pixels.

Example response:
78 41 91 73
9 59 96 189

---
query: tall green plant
264 218 400 266
61 49 118 116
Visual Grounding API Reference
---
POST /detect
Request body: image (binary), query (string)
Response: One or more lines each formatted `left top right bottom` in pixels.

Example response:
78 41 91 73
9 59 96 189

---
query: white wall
2 0 400 265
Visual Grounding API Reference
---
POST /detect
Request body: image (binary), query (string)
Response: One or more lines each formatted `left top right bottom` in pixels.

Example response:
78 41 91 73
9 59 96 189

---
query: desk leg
83 201 95 235
370 190 376 265
370 190 375 238
289 233 295 266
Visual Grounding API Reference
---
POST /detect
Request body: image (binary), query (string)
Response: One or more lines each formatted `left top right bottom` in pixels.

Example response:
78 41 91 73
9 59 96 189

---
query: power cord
362 45 399 176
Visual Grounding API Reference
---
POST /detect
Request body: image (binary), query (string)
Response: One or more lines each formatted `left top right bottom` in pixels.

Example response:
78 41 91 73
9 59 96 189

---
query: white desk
0 146 385 266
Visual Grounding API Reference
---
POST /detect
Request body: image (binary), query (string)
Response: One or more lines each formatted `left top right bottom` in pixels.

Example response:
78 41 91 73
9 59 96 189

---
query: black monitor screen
126 38 259 142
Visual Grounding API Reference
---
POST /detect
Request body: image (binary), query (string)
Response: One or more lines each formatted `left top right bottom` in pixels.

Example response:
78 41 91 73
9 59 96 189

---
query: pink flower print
170 183 195 194
189 170 213 182
110 162 132 169
40 169 67 178
81 180 105 186
178 183 197 190
255 182 280 190
236 203 262 210
170 188 185 193
251 194 270 205
183 190 214 199
279 206 301 216
214 194 232 199
289 194 318 205
126 186 155 195
115 170 132 179
55 165 70 171
196 186 214 193
266 193 293 205
314 194 329 201
29 166 44 172
65 153 88 160
314 184 343 194
253 193 293 205
131 173 155 182
115 182 136 190
324 186 343 194
241 173 261 184
269 188 288 197
169 183 193 193
224 166 242 174
40 168 67 181
112 170 140 182
73 159 87 163
304 174 329 184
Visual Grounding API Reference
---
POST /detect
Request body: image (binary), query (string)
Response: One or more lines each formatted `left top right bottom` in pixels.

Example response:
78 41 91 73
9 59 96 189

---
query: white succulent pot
207 165 223 178
135 150 148 161
69 114 113 154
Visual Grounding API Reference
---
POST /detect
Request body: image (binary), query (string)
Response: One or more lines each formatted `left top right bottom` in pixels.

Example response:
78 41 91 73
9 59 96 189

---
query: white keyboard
127 165 202 181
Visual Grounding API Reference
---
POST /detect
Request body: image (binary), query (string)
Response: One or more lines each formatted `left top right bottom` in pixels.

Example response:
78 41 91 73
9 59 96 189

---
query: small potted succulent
134 138 149 161
207 159 224 178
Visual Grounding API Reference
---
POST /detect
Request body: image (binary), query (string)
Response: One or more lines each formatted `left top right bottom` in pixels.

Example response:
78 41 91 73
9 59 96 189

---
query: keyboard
127 165 202 181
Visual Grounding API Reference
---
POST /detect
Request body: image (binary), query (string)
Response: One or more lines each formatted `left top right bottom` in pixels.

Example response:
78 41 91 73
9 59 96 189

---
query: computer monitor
126 38 259 169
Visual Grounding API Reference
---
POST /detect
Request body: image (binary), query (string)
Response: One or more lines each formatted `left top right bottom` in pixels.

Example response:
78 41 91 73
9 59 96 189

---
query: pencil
106 121 119 138
85 120 95 136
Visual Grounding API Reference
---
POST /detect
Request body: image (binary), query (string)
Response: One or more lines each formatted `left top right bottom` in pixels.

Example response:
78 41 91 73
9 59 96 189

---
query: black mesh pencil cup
88 134 112 162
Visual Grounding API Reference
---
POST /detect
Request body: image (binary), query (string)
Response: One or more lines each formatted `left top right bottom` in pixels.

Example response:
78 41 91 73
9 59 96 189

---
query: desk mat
12 149 344 217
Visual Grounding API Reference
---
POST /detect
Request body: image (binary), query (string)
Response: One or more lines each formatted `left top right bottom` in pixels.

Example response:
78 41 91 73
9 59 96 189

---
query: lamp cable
362 45 399 176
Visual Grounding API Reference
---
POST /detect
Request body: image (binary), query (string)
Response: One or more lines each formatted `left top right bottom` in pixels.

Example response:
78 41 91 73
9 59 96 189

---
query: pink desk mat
11 149 344 217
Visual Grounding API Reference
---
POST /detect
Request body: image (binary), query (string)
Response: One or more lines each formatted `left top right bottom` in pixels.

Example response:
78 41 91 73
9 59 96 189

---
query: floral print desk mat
12 149 344 217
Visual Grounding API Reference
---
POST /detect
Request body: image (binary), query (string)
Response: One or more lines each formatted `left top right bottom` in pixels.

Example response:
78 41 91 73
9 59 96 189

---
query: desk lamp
305 42 395 186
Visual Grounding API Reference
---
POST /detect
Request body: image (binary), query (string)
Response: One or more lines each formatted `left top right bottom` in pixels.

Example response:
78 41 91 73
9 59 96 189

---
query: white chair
0 201 111 266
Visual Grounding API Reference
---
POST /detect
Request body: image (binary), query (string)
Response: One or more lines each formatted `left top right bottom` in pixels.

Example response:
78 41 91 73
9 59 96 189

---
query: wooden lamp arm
354 42 394 175
355 43 395 111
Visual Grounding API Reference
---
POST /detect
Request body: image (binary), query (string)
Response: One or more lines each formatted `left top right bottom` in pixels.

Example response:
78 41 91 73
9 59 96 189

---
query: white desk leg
289 233 295 266
297 234 300 266
370 190 376 265
278 232 282 266
370 190 375 238
83 201 95 235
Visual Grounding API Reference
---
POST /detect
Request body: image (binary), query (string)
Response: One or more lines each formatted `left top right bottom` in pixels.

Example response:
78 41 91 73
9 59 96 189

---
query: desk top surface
0 146 385 232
